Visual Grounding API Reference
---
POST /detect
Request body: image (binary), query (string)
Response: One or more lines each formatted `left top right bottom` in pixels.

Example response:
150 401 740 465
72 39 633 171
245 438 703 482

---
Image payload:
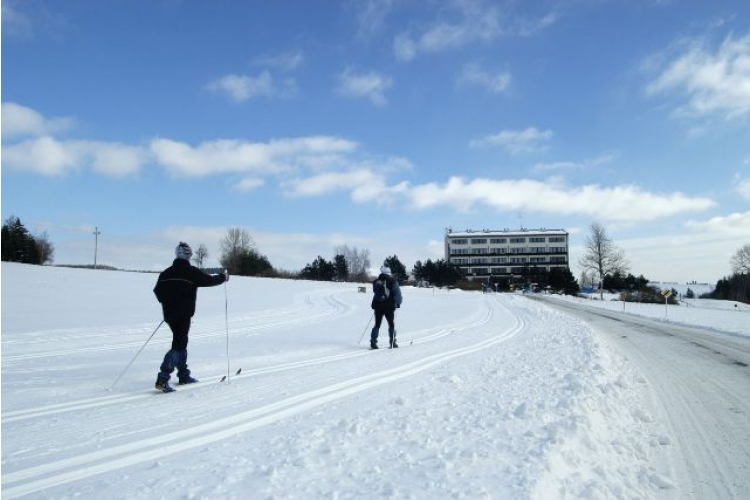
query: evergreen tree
237 248 274 277
549 267 580 295
334 254 349 281
383 255 408 282
412 260 425 281
300 256 336 281
1 216 42 264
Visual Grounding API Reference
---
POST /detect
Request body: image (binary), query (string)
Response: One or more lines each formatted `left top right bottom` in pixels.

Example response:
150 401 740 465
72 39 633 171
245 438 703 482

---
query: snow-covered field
1 263 745 499
550 293 750 338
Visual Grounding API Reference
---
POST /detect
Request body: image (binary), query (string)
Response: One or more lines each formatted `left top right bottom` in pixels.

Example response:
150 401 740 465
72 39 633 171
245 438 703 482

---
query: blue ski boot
155 378 175 393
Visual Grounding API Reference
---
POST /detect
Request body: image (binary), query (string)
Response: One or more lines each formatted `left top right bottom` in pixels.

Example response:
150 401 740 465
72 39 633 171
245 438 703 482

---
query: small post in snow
661 289 672 318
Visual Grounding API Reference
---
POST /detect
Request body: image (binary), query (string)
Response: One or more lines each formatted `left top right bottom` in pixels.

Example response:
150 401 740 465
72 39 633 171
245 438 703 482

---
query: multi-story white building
445 228 569 283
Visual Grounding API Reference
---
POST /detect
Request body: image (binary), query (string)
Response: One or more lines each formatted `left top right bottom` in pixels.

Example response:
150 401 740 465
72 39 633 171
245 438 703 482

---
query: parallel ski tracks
2 298 526 499
1 290 352 363
2 299 492 424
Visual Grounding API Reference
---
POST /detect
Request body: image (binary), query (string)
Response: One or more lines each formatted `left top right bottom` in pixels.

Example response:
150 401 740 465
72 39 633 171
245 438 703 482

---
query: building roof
446 228 568 238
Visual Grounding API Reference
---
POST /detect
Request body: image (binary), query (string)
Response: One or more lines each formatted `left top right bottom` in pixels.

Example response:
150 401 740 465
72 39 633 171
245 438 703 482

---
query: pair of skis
220 367 242 383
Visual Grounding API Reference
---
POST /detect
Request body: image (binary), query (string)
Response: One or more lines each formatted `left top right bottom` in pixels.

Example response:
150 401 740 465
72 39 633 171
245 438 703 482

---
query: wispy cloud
394 1 502 62
336 68 393 106
2 137 146 177
457 63 511 94
471 127 554 154
394 0 557 62
407 177 715 222
1 1 33 38
150 136 358 178
1 102 75 140
686 211 750 236
355 0 397 39
206 71 297 102
646 31 750 120
284 155 412 203
532 151 617 173
233 178 265 193
284 169 395 203
734 172 750 201
254 50 304 71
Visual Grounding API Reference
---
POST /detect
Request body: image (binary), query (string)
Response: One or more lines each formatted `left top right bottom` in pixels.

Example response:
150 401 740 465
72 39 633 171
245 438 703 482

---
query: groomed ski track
2 288 527 499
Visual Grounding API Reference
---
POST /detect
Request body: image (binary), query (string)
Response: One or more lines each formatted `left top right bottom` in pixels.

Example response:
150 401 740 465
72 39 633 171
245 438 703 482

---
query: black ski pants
167 317 191 351
372 308 395 340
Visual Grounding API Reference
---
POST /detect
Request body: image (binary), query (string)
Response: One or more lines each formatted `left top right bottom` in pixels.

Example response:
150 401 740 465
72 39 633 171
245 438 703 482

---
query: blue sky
2 0 748 282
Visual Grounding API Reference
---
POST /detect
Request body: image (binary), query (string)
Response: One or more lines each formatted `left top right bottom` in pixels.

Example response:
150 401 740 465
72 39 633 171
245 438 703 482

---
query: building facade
444 228 569 284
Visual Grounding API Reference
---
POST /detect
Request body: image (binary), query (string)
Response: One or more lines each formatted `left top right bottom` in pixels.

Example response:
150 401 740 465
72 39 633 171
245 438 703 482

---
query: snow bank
546 293 750 338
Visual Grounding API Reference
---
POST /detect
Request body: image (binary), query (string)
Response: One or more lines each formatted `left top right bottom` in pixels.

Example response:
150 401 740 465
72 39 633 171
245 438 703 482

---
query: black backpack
373 277 392 302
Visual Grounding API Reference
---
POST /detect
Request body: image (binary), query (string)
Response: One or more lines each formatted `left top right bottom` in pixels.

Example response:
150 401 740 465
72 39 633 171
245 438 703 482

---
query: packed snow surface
1 263 747 499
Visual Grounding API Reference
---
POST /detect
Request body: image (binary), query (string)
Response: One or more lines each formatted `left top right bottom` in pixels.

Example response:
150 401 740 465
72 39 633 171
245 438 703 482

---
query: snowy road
535 297 750 499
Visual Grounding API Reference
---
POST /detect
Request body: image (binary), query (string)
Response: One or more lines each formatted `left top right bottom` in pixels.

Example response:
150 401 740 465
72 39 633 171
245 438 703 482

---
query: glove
224 269 230 282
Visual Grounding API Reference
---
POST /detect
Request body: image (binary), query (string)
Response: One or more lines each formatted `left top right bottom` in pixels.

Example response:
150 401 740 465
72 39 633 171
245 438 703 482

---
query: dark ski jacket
371 273 403 311
153 259 226 322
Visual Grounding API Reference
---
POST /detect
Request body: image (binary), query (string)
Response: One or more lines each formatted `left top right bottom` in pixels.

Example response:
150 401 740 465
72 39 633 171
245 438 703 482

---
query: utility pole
93 227 101 269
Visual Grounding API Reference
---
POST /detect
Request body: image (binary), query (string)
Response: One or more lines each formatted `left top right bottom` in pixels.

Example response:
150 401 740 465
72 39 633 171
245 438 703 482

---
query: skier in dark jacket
153 242 227 392
370 265 403 349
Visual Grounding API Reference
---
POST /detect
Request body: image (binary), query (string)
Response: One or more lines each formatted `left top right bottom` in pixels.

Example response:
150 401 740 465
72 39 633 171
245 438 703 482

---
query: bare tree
579 270 594 289
220 228 254 274
578 222 628 300
730 243 750 274
35 231 55 265
334 245 371 282
192 244 209 268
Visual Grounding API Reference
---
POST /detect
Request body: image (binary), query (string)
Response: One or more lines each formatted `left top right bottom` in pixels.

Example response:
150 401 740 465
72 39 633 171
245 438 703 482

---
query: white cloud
1 1 33 38
206 71 296 102
233 178 265 193
2 137 145 177
1 102 75 139
254 50 304 71
355 0 397 39
336 68 393 106
150 136 358 178
532 151 617 173
457 63 511 94
736 176 750 201
407 176 715 222
284 168 409 204
83 141 147 176
393 1 556 62
394 1 502 61
686 211 750 236
471 127 554 154
646 32 750 120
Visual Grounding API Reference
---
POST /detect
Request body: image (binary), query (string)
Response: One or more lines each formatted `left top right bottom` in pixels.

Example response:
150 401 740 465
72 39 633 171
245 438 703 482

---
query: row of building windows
450 236 566 245
461 265 568 276
450 246 567 255
453 256 567 265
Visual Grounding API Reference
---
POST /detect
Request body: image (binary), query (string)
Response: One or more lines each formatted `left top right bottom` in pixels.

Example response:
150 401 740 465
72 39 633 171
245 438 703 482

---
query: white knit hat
175 242 193 260
380 266 391 275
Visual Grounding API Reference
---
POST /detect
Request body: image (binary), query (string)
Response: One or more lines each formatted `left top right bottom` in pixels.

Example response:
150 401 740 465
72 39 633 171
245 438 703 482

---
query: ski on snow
220 367 242 382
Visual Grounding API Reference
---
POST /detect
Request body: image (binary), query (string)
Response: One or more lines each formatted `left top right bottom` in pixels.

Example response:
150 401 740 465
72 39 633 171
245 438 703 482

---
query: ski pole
357 314 374 345
224 275 230 383
109 320 164 391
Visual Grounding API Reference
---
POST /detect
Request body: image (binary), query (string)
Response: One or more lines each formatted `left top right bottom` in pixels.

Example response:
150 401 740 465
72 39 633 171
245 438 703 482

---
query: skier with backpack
370 265 403 349
153 242 228 393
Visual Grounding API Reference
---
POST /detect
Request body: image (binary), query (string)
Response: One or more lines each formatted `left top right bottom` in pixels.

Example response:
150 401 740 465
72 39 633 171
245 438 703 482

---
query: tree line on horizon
5 217 748 303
